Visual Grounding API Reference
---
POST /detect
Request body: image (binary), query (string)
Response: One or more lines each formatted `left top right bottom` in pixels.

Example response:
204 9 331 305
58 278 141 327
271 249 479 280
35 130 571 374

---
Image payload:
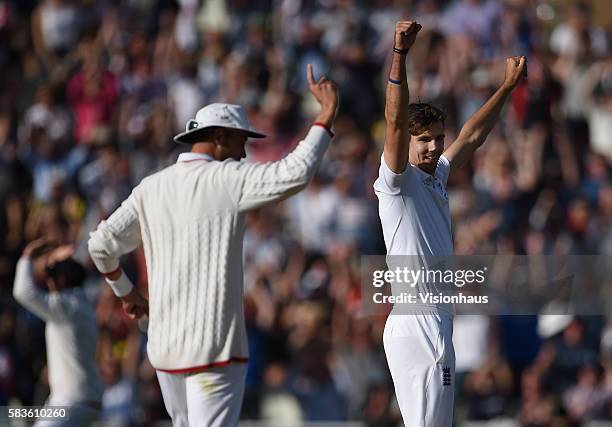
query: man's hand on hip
121 288 149 320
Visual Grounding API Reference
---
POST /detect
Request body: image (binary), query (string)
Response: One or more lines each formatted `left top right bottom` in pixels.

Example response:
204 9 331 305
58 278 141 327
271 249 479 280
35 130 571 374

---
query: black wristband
393 46 409 55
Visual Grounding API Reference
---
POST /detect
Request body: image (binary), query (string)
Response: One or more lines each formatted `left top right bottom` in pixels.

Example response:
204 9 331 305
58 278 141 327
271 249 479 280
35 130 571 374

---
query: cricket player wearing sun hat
87 64 338 427
375 21 527 426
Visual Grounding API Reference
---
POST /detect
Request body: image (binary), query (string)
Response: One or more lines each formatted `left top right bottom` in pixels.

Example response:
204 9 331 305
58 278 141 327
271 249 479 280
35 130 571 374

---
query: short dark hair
46 259 86 289
407 103 446 136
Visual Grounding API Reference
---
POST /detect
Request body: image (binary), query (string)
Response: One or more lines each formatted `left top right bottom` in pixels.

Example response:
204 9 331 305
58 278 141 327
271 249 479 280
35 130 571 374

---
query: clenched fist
394 21 422 52
502 56 528 90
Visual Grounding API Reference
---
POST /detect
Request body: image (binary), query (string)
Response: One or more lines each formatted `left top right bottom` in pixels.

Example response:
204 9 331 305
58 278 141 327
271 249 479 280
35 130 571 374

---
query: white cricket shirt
374 154 453 314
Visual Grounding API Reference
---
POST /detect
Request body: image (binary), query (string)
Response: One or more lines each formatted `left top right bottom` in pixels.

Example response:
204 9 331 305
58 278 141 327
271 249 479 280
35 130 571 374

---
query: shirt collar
177 153 216 163
409 162 436 181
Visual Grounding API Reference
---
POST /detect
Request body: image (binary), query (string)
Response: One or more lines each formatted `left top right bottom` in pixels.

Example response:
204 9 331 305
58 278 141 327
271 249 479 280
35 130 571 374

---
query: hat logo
187 120 199 130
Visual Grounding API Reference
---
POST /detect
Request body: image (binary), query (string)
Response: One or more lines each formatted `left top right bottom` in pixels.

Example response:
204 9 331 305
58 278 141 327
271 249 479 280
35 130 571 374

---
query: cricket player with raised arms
13 240 103 426
375 21 527 426
88 64 338 427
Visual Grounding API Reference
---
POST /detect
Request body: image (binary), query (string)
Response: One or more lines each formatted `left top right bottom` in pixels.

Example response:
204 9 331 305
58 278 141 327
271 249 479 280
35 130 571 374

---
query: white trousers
156 363 247 427
383 314 455 427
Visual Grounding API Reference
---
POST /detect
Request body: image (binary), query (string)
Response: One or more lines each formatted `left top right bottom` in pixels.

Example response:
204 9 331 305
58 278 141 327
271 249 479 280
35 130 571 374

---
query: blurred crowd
0 0 610 425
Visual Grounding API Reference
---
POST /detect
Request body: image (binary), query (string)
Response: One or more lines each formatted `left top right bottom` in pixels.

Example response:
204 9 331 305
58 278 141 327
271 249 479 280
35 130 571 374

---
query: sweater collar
177 153 215 163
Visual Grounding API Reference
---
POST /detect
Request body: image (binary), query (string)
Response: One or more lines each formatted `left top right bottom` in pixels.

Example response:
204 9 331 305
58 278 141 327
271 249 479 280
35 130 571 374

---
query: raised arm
13 241 73 322
384 21 421 174
236 64 338 211
444 56 527 171
308 64 338 130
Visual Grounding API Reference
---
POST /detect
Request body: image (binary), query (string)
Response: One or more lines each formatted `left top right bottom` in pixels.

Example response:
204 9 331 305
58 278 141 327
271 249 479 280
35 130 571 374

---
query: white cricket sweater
13 258 104 403
88 125 332 371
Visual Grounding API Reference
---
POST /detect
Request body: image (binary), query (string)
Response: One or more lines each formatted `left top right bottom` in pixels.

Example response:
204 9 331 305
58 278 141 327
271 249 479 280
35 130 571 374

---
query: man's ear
213 128 227 145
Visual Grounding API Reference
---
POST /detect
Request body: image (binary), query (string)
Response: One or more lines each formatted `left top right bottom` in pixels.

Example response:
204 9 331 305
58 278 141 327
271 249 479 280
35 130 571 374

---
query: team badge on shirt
423 176 448 201
442 366 452 386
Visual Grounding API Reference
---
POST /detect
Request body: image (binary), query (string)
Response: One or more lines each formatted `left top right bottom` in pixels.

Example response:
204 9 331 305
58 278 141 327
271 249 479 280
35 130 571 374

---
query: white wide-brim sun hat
174 103 266 144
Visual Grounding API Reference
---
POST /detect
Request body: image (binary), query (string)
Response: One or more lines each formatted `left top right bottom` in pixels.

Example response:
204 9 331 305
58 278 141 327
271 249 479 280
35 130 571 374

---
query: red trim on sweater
156 357 249 374
101 266 121 278
313 122 334 138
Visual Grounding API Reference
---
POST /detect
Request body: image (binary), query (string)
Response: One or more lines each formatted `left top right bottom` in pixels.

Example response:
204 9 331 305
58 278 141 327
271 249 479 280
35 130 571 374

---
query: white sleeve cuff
105 272 134 297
